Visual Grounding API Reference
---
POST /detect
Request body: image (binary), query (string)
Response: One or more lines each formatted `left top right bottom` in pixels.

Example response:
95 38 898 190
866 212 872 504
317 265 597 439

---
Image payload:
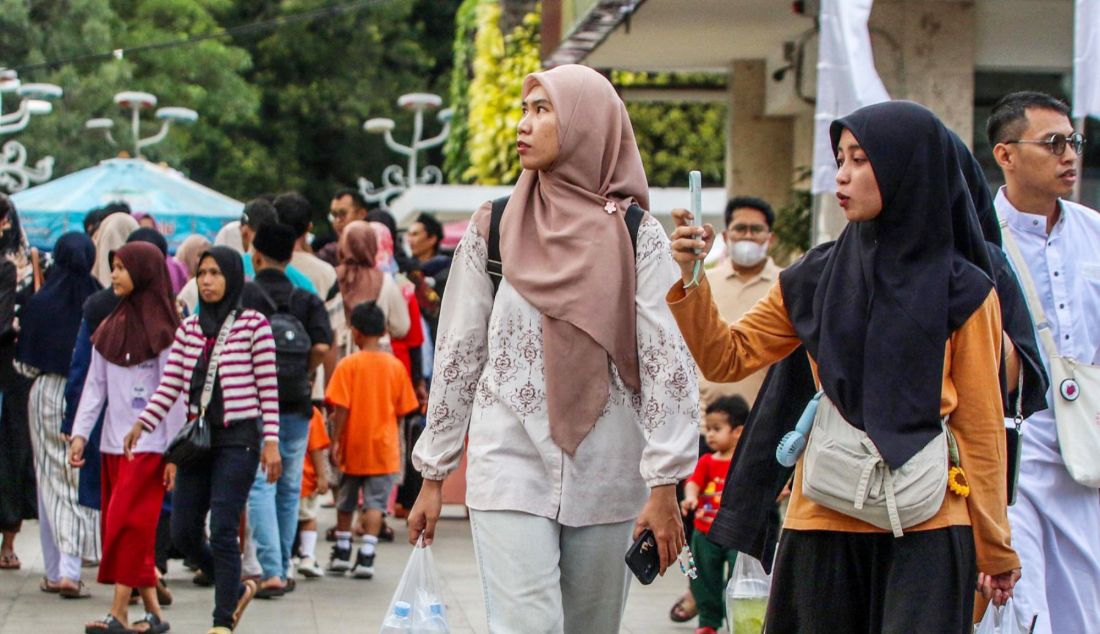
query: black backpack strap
625 203 645 254
487 197 643 298
488 196 508 298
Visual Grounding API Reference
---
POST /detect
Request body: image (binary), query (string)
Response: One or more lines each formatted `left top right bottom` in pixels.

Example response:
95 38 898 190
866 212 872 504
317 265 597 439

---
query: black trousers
171 445 258 628
765 526 977 634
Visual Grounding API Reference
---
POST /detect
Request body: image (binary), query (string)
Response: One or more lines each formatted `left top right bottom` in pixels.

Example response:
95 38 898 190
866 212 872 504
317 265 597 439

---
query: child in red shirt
680 395 748 634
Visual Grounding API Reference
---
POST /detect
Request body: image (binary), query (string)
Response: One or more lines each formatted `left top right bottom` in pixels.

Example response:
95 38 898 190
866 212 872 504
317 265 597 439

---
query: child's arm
310 448 330 493
328 405 348 468
680 481 701 516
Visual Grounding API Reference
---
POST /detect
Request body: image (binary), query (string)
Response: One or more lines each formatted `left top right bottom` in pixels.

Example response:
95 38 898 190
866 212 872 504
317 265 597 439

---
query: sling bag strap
487 196 646 297
199 311 237 417
999 218 1061 363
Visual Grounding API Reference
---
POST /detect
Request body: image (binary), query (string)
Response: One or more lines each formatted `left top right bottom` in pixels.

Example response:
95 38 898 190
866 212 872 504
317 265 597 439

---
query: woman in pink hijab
408 65 700 632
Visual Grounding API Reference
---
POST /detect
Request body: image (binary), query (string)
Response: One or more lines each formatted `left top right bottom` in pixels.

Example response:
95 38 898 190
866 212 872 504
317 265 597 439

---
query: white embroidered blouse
412 207 700 526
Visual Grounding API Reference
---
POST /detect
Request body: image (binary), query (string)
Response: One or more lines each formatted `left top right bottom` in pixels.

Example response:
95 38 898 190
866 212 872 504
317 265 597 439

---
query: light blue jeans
248 412 310 580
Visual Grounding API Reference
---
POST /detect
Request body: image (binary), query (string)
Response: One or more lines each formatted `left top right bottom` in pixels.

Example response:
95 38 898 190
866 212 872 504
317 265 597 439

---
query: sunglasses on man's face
1004 132 1086 156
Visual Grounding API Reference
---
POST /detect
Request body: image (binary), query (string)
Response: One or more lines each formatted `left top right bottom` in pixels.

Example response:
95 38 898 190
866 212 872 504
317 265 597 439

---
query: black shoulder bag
166 311 237 467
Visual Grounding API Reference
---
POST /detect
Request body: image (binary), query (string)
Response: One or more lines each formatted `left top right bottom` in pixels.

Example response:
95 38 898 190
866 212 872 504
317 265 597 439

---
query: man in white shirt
989 91 1100 634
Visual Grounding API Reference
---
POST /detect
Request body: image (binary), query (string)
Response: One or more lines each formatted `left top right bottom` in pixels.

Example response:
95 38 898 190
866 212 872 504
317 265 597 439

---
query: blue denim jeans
247 412 310 579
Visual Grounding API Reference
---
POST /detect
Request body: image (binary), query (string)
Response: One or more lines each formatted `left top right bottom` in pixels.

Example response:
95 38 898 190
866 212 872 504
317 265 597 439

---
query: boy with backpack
325 301 419 578
239 222 333 597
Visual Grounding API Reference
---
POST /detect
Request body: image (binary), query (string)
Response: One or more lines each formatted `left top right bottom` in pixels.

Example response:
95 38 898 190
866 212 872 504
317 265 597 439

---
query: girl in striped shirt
123 246 282 634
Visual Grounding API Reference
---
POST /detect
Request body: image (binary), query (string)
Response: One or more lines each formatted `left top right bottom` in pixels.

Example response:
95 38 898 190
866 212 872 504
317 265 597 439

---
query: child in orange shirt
325 302 419 578
296 407 330 578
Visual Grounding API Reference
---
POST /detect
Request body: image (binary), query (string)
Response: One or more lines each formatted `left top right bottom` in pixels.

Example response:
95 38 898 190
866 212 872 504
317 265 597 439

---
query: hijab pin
604 201 617 215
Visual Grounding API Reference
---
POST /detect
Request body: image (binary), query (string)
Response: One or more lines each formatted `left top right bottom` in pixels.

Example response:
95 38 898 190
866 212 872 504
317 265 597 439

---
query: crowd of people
0 61 1097 634
0 188 451 633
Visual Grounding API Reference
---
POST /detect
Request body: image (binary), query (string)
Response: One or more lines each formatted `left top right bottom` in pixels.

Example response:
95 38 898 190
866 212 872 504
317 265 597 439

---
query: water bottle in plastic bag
380 536 449 634
381 601 413 633
725 554 771 634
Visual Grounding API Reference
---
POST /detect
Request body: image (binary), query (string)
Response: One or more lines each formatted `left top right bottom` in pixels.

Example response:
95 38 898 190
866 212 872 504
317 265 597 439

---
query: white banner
811 0 891 194
1074 0 1100 119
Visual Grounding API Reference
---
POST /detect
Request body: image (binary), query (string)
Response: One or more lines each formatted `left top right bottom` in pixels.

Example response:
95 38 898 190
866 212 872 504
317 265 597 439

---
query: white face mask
728 239 769 268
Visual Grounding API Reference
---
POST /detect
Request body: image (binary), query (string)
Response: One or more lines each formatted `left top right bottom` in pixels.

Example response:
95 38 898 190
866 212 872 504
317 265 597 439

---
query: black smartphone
625 529 660 585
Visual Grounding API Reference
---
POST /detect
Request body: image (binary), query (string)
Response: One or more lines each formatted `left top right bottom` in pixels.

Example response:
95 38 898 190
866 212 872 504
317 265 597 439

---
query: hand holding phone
625 529 660 585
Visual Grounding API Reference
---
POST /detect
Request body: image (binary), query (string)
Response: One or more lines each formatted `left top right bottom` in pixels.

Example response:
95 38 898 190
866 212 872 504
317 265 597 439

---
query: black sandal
83 614 130 634
131 613 170 633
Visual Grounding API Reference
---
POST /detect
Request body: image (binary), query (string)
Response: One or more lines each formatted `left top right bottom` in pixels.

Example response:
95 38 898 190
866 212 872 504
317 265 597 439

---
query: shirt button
1060 303 1065 309
1065 334 1070 340
1033 220 1039 226
1054 271 1060 277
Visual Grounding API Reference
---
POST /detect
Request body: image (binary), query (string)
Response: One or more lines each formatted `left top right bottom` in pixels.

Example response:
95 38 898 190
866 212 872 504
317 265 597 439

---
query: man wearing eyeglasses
989 91 1100 634
668 195 782 624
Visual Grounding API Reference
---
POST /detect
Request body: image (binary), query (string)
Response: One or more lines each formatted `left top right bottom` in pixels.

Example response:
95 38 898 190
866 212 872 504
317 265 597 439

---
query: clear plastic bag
725 554 771 634
974 599 1027 634
380 536 449 633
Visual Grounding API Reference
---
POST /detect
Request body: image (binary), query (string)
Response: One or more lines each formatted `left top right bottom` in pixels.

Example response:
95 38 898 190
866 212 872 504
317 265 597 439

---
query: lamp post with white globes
358 92 453 209
0 68 63 193
85 91 198 159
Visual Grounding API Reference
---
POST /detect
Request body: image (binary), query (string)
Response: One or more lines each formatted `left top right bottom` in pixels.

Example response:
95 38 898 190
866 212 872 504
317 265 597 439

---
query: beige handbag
801 395 948 537
1002 222 1100 488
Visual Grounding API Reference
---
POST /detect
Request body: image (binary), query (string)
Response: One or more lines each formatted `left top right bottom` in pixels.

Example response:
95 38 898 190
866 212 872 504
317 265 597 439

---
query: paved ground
0 509 702 633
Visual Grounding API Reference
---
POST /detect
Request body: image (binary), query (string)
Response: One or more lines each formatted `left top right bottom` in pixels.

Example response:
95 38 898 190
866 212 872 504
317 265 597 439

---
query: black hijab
779 101 995 469
949 132 1049 419
16 233 101 375
197 246 244 337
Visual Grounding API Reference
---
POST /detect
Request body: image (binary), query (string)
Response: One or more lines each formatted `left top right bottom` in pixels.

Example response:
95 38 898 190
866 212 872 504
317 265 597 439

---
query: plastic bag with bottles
380 535 450 633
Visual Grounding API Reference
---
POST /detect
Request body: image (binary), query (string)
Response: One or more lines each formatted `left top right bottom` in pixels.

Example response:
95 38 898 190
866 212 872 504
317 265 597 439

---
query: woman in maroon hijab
407 65 700 631
69 242 183 634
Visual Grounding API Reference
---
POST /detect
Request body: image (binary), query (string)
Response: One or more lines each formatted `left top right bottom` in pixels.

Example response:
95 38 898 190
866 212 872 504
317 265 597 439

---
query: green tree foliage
444 0 539 185
2 0 460 233
0 0 261 187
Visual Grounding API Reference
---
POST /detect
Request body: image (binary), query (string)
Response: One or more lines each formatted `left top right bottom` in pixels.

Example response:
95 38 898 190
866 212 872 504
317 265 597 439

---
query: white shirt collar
995 186 1065 237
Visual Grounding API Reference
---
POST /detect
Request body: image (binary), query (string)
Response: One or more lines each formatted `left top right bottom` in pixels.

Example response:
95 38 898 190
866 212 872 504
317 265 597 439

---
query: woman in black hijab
122 246 280 634
667 102 1019 632
16 232 102 595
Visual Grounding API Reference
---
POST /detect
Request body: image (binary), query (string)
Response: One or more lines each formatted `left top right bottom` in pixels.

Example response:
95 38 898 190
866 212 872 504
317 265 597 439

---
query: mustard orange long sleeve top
667 277 1020 576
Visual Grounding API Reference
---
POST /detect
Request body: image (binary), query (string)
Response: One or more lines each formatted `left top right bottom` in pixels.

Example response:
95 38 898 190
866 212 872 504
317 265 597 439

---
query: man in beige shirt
698 196 783 410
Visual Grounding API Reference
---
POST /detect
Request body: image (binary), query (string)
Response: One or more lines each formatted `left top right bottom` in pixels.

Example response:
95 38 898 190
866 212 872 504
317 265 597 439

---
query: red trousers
98 453 165 588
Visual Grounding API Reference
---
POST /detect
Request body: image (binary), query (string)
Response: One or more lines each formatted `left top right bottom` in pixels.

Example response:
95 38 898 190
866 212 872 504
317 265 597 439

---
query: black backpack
252 284 312 404
486 196 646 297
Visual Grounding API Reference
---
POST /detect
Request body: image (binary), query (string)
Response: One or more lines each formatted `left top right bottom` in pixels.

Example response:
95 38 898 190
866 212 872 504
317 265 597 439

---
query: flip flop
60 581 92 599
0 552 21 570
130 613 170 634
669 596 698 623
83 614 130 634
232 579 257 629
39 577 62 593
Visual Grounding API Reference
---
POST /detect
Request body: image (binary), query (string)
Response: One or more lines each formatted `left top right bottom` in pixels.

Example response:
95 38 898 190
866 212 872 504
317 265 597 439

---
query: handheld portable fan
776 391 824 467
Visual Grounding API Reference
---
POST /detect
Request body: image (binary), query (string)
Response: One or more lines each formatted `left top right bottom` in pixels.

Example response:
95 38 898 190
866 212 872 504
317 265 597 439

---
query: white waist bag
801 395 948 537
1002 221 1100 488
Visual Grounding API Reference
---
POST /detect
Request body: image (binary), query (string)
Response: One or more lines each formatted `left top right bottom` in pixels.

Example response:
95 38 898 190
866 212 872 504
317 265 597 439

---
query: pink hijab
336 220 384 318
497 64 648 455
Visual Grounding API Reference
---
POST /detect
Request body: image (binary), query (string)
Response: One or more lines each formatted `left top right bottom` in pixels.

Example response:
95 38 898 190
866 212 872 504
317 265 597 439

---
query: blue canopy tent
12 158 242 251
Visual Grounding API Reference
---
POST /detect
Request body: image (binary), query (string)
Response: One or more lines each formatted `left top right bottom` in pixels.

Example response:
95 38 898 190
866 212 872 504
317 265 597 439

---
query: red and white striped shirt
138 310 281 442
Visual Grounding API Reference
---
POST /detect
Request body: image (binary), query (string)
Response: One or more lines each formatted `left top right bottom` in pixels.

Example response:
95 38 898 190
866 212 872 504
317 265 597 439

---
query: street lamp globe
364 118 396 134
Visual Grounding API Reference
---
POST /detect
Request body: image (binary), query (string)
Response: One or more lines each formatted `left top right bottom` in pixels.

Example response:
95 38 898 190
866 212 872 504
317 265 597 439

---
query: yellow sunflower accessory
946 430 969 498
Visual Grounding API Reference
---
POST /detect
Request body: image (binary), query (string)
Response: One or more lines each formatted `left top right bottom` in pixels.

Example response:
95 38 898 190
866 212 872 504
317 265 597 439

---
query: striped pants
29 374 100 575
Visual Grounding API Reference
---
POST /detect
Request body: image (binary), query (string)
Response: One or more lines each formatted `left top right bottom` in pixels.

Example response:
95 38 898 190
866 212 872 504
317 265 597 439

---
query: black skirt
765 526 976 634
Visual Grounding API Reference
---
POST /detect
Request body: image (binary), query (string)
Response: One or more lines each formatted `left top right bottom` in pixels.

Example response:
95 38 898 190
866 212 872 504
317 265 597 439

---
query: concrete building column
727 60 794 213
813 0 977 244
